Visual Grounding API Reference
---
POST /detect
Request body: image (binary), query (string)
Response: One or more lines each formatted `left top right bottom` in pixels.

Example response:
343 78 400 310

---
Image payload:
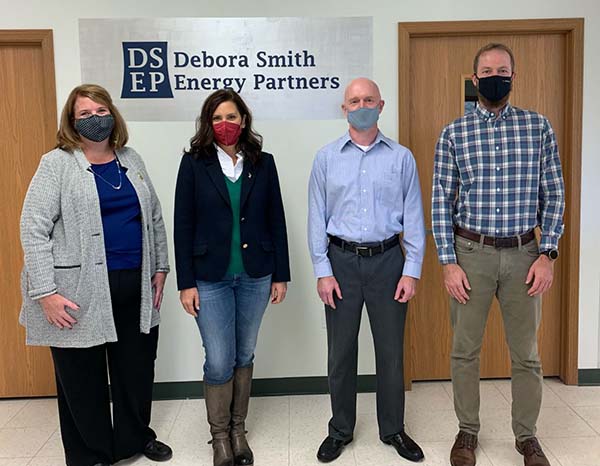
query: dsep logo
121 42 173 98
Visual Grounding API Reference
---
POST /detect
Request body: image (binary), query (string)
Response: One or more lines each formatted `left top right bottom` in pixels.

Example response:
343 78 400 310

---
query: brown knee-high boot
205 379 234 466
230 366 254 465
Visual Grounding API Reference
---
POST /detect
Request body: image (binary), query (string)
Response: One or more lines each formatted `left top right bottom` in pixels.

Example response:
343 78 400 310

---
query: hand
443 264 471 304
152 272 167 310
317 276 342 309
39 293 79 329
394 276 418 302
271 282 287 304
526 254 554 296
180 287 200 317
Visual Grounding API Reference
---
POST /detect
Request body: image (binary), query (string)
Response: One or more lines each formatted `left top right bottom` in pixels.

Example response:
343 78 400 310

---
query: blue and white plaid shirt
432 102 565 265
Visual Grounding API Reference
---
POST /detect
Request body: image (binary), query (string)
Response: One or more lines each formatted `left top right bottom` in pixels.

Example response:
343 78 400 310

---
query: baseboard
152 375 377 400
578 369 600 386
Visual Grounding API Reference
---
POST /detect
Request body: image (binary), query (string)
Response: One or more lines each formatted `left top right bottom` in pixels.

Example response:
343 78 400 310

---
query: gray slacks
325 241 407 442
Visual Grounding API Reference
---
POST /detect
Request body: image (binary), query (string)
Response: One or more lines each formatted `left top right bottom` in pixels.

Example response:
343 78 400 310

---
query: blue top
90 158 143 271
307 130 426 279
432 103 565 264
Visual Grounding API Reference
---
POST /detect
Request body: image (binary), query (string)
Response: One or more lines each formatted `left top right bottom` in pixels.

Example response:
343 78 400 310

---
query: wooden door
0 30 58 397
398 20 583 384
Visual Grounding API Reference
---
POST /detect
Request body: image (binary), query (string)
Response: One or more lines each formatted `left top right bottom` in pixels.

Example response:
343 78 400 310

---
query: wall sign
79 17 373 121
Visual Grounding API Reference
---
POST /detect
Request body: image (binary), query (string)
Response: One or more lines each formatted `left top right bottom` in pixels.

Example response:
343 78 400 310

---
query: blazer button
242 243 249 249
240 217 246 222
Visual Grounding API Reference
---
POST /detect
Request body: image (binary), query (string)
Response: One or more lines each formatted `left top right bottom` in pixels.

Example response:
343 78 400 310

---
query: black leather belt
328 235 399 257
455 226 535 248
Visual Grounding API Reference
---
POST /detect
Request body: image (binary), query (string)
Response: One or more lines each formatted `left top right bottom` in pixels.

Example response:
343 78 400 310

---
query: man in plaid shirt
432 43 565 466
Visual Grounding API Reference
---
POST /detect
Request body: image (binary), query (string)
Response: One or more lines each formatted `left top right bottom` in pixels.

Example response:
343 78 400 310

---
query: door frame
0 29 57 141
398 18 583 385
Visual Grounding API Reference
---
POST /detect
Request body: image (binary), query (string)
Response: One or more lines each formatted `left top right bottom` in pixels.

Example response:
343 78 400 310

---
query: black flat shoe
382 431 424 462
317 436 353 463
143 439 173 462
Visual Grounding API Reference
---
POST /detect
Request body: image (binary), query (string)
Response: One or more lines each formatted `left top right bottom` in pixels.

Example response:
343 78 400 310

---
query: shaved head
344 78 381 102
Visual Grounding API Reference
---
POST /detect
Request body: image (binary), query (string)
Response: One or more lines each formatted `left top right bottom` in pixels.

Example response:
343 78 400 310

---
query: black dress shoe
143 439 173 462
317 436 353 463
382 431 424 462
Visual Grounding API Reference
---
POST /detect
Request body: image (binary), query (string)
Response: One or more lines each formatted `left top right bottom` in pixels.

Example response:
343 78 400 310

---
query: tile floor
1 378 599 465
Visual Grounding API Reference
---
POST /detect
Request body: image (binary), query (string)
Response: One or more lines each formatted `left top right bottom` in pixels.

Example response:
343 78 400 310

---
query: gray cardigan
19 147 169 347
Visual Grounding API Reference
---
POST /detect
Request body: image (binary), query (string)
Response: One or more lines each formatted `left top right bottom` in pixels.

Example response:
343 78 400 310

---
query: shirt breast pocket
455 149 478 186
377 167 401 208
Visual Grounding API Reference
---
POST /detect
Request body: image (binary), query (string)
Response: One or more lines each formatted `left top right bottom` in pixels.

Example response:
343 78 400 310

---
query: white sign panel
79 17 373 121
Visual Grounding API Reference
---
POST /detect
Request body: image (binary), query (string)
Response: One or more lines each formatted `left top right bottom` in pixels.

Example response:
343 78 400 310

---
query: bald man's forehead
344 85 381 102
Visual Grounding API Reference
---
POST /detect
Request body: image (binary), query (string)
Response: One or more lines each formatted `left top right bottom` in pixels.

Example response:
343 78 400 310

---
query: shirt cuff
539 236 560 253
402 260 422 279
313 260 333 279
437 245 457 265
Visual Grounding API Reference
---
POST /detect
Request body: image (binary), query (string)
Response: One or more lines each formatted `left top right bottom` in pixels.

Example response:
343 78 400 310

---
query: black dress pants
50 269 159 466
325 243 408 442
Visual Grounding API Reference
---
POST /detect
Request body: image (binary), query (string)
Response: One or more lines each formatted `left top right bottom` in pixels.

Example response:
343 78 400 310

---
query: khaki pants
450 234 542 441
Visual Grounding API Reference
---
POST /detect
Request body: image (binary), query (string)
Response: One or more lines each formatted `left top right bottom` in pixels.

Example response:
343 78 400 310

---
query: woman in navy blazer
174 89 290 466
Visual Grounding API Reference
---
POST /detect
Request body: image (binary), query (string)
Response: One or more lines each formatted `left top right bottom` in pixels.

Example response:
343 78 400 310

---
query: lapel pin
248 173 252 179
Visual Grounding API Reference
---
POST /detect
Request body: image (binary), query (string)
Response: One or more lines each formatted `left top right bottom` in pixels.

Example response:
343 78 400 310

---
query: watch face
549 249 559 260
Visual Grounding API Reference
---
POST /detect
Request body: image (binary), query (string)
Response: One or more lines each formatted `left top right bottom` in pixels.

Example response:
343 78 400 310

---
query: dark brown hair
56 84 128 152
187 89 262 164
473 43 515 75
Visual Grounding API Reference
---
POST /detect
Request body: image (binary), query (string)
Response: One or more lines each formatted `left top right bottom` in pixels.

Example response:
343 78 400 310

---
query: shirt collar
214 143 243 162
338 130 393 153
475 102 513 122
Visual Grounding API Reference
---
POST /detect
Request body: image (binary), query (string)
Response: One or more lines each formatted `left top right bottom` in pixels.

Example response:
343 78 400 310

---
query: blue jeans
195 272 272 385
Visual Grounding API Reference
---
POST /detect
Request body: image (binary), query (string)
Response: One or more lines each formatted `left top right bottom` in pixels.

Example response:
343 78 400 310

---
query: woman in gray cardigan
20 84 172 466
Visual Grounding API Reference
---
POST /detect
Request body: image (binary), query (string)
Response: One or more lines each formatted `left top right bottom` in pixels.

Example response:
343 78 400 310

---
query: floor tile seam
29 425 59 460
558 401 600 437
0 401 30 429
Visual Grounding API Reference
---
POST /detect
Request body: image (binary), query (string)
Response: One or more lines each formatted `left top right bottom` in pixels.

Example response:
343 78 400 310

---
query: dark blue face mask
476 75 512 103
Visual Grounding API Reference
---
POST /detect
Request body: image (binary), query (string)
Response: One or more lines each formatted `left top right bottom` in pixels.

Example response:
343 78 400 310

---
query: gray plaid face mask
75 114 115 142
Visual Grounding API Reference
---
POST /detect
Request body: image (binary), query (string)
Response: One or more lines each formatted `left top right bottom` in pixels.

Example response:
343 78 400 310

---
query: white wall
2 0 599 380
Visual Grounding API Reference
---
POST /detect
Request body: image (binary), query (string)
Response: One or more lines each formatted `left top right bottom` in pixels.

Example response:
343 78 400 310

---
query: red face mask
213 120 242 146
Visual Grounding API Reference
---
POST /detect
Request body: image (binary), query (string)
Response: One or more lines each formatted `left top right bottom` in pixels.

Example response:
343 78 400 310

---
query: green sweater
224 176 245 275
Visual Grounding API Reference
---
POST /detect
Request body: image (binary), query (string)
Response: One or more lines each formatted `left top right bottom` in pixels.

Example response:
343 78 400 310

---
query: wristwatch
541 249 559 260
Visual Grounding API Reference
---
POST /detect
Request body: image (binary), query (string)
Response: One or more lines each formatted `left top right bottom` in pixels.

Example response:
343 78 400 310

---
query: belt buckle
494 237 512 248
355 246 371 257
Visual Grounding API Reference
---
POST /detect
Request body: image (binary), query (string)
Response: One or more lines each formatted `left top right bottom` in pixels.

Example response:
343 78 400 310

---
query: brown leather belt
455 226 535 248
328 235 399 257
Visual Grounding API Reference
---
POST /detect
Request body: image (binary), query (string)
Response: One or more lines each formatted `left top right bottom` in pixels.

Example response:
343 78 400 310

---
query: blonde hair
56 84 128 152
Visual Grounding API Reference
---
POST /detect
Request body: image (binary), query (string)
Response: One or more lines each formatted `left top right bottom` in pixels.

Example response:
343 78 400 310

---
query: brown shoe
516 437 551 466
450 431 478 466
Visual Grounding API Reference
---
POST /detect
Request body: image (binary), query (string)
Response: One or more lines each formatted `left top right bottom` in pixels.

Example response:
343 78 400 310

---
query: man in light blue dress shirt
308 78 426 463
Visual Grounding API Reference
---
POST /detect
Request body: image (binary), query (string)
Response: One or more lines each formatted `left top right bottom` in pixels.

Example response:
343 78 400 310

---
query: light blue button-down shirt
308 131 425 279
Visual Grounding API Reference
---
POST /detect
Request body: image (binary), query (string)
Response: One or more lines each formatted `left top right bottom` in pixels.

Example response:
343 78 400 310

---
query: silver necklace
88 158 122 190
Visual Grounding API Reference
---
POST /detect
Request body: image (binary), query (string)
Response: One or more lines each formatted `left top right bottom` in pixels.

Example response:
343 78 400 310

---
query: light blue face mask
347 107 380 130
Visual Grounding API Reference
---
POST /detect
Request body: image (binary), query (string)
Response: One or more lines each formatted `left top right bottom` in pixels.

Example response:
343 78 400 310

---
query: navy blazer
174 148 291 289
